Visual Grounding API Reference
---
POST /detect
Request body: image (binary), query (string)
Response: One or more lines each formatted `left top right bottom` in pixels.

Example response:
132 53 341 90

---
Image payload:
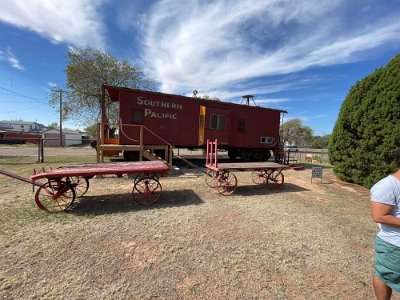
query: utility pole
53 89 68 147
59 90 63 147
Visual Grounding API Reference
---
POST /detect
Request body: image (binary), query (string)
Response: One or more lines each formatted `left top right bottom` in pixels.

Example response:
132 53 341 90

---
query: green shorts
374 236 400 292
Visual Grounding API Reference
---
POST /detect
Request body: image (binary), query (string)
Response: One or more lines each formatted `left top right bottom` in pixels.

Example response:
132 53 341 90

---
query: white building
0 120 46 132
42 128 84 146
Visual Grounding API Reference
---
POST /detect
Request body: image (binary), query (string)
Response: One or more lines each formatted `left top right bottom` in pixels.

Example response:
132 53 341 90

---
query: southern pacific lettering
137 96 183 110
144 109 177 119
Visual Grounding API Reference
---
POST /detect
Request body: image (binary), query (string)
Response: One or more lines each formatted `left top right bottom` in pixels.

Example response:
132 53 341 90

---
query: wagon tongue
0 169 41 187
176 155 208 175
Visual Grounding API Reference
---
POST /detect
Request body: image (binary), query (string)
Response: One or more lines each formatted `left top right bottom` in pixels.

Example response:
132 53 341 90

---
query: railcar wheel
70 176 89 197
35 180 76 212
216 172 237 195
123 151 140 161
205 169 218 187
267 170 284 186
251 170 268 184
263 151 272 161
133 177 162 205
241 150 250 162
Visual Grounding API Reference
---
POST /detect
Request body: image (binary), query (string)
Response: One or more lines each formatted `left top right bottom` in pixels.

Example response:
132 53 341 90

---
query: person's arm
371 201 400 227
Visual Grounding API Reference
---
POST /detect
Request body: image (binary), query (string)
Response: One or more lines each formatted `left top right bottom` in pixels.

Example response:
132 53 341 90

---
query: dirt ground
0 151 399 299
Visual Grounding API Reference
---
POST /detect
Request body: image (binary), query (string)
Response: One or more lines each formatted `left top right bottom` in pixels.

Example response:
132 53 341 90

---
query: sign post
311 166 323 183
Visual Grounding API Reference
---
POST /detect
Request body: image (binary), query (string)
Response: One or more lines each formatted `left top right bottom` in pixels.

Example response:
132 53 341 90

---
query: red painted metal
1 161 170 212
30 161 170 181
132 177 162 205
105 85 286 150
0 131 41 144
205 139 289 172
205 139 219 168
205 139 289 194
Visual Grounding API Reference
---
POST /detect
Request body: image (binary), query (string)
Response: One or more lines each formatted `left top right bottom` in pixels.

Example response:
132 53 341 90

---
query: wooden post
59 90 63 147
100 84 106 137
37 139 41 163
139 125 143 161
96 122 101 163
40 139 44 163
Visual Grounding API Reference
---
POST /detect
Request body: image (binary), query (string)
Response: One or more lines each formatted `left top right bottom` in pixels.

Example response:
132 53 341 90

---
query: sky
0 0 400 135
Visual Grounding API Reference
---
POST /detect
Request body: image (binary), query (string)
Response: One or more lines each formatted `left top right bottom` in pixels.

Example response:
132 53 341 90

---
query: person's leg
373 276 392 300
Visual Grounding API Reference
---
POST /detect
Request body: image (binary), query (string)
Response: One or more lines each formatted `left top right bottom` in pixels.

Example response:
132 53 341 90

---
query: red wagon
0 161 170 212
205 140 290 195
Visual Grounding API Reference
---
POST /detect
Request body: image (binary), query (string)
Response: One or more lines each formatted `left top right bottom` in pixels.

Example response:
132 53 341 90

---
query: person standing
370 152 400 300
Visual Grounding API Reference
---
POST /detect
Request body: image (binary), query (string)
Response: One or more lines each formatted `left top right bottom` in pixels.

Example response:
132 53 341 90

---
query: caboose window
260 137 273 144
210 114 226 130
132 110 143 124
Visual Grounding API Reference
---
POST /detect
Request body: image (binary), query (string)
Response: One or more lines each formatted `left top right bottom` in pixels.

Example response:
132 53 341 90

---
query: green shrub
329 54 400 188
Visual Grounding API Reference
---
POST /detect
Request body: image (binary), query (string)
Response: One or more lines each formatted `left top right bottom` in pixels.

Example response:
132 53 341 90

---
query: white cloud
47 82 58 88
253 98 290 104
0 48 23 69
0 0 106 48
141 0 400 93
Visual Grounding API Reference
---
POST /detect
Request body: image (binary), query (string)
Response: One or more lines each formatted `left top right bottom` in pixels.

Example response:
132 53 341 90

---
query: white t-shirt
370 175 400 247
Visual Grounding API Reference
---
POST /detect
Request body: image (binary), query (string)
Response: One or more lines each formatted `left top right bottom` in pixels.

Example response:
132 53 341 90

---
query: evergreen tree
329 54 400 188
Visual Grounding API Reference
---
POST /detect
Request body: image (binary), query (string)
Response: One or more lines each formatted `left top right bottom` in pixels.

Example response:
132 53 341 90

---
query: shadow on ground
233 183 309 196
69 189 203 216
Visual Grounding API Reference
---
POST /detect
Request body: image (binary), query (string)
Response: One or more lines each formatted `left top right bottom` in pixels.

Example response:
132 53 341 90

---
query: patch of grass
300 162 333 170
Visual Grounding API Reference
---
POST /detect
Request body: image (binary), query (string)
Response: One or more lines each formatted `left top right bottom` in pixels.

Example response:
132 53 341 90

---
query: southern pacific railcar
104 85 286 161
0 131 41 144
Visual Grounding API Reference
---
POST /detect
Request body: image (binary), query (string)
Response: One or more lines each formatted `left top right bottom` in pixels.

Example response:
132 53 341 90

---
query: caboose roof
104 85 288 114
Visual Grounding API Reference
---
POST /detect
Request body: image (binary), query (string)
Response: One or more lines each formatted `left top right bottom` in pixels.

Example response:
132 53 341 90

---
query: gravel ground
0 156 398 299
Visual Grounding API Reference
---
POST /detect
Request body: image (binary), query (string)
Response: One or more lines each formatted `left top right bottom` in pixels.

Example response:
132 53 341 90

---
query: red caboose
101 85 286 162
0 131 41 144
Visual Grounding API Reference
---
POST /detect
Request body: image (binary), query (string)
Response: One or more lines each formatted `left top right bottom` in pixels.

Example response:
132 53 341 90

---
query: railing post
140 126 143 147
214 139 218 168
206 139 209 166
96 122 101 163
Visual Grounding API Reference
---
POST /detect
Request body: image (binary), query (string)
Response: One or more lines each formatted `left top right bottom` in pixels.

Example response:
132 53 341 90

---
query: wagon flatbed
30 161 170 180
206 161 288 172
205 140 289 195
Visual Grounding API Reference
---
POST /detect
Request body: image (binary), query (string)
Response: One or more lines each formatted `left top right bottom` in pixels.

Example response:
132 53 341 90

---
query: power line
0 86 48 103
0 105 42 115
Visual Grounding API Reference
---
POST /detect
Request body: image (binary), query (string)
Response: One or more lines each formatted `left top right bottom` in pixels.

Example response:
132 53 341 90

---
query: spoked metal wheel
132 177 162 205
267 170 284 186
69 176 89 197
251 170 268 184
216 172 238 195
35 180 76 212
205 169 218 187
